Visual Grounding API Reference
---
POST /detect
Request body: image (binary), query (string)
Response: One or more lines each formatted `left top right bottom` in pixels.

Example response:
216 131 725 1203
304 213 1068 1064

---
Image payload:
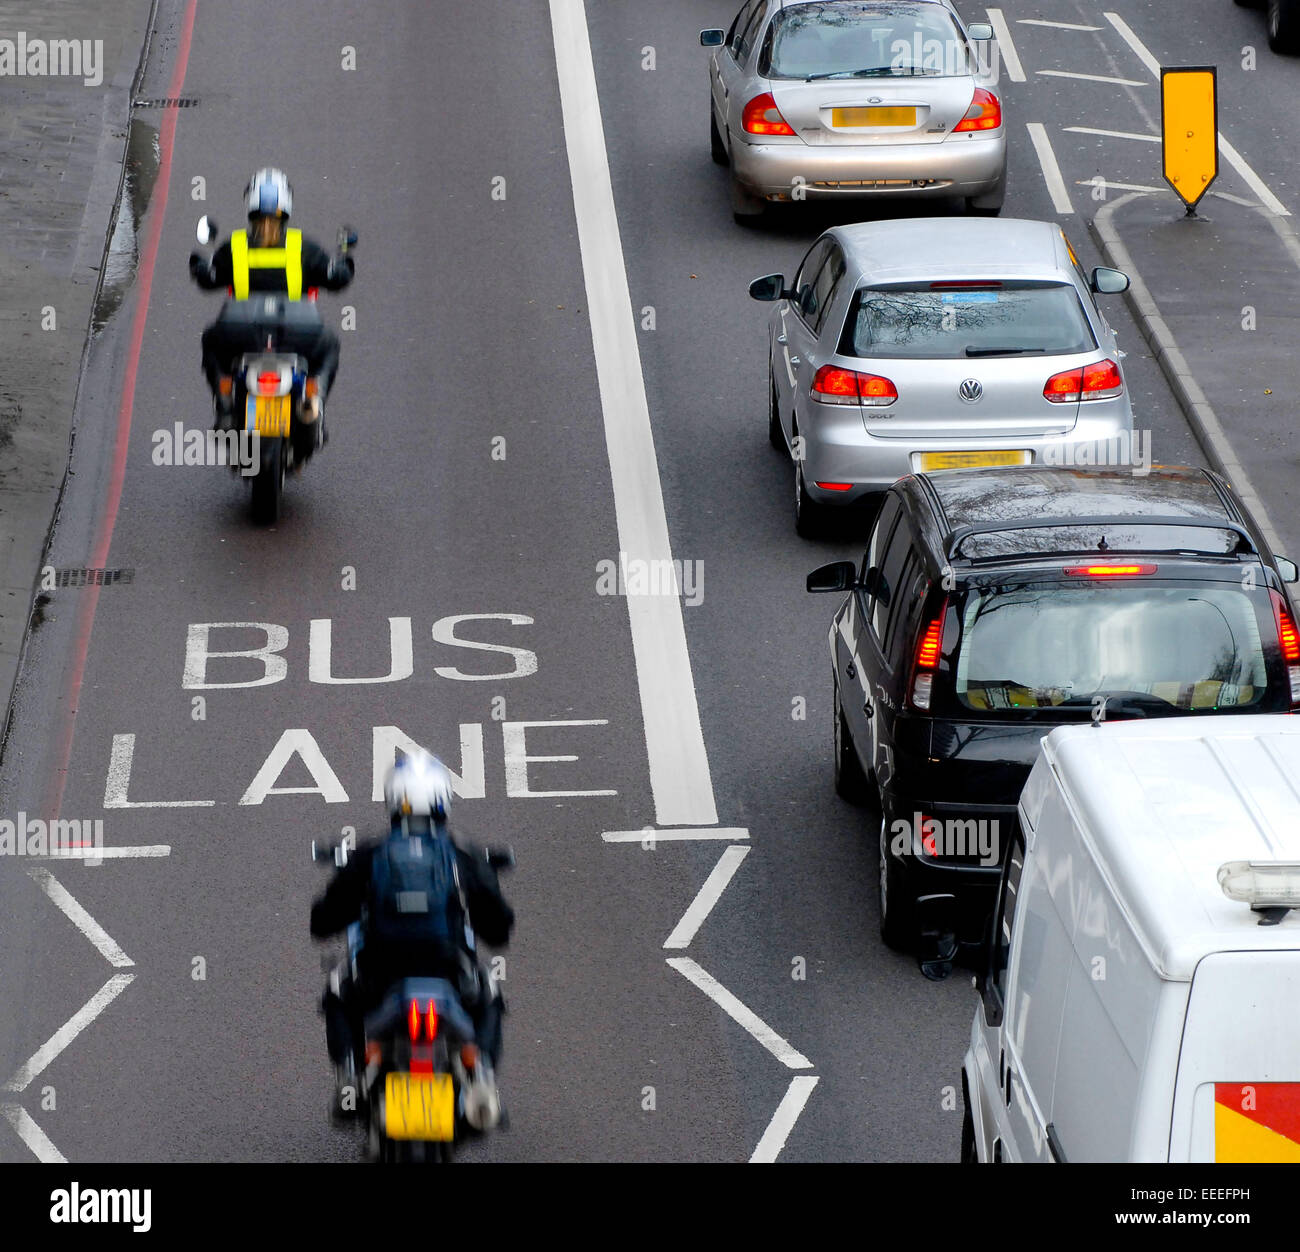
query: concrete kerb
0 0 161 761
1087 191 1287 559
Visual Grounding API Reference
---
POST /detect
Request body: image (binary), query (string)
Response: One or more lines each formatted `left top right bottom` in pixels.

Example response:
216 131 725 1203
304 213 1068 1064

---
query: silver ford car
701 0 1005 220
749 218 1136 535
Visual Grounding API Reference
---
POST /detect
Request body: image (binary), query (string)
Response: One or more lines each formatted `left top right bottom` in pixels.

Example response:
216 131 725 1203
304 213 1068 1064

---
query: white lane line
1065 125 1159 143
664 845 749 949
549 0 718 827
27 868 134 968
985 9 1025 83
1 1105 66 1163
667 957 813 1069
1026 123 1074 214
3 973 135 1092
1076 179 1166 194
1093 192 1286 556
34 845 172 860
603 827 750 843
1037 70 1147 86
1104 11 1291 217
750 1075 820 1163
1018 19 1101 30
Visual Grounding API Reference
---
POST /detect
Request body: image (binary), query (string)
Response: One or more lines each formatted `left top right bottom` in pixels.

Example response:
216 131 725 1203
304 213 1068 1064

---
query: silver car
701 0 1005 220
749 218 1136 535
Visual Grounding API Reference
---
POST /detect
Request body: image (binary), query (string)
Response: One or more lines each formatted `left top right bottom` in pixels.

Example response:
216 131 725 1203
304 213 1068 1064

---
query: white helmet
383 751 453 822
245 167 293 219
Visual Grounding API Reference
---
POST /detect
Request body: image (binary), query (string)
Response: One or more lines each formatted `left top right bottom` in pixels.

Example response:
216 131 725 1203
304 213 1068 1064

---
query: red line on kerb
43 0 200 821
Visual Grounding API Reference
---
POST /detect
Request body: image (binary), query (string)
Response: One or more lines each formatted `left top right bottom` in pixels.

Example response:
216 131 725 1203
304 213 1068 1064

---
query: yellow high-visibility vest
230 227 303 299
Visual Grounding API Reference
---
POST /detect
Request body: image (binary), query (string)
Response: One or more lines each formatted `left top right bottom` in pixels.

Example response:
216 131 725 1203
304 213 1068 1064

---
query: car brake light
407 999 420 1042
1063 564 1157 576
919 815 939 858
425 1000 438 1042
1043 359 1123 403
742 92 795 136
257 370 282 394
911 606 946 710
815 482 854 491
1270 590 1300 704
953 88 1001 132
929 280 1003 290
811 364 897 407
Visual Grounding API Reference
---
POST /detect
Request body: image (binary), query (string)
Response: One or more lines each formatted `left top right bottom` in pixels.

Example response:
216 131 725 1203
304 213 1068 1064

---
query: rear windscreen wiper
804 66 896 80
965 346 1047 357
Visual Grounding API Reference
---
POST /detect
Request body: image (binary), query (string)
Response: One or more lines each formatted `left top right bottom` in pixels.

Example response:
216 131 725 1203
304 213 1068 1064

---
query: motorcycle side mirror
486 847 516 871
196 215 217 245
338 225 358 251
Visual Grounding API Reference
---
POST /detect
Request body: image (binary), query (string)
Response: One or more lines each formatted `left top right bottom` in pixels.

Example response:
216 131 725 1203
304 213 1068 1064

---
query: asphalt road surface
0 0 1292 1164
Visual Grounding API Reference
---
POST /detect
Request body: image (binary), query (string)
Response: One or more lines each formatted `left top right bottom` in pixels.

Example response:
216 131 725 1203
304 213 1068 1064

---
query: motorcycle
311 836 514 1163
193 216 357 524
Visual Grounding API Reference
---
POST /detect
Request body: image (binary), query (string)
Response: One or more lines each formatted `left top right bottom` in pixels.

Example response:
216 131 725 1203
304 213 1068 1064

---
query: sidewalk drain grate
131 97 200 109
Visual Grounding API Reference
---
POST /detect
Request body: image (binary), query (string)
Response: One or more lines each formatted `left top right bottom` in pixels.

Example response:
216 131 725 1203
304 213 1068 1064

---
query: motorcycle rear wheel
249 436 284 525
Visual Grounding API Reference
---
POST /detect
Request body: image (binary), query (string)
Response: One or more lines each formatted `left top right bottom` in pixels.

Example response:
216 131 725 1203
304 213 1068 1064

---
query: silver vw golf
749 218 1136 535
701 0 1005 220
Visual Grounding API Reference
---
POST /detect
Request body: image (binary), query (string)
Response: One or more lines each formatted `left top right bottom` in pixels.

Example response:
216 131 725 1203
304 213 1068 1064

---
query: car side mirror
1276 556 1299 584
1090 266 1130 295
196 215 217 245
966 22 993 40
338 224 358 251
917 894 960 981
748 273 788 302
806 561 858 593
700 28 724 47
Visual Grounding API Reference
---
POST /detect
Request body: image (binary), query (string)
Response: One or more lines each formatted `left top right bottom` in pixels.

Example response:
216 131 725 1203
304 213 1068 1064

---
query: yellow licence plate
919 450 1030 471
246 395 291 438
832 106 917 128
384 1072 454 1141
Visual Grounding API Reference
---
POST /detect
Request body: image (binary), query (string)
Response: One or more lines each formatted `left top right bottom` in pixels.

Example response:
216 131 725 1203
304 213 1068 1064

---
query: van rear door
1169 950 1300 1162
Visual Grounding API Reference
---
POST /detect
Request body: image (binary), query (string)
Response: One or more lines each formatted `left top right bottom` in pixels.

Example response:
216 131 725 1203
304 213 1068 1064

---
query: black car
807 465 1300 949
1235 0 1300 55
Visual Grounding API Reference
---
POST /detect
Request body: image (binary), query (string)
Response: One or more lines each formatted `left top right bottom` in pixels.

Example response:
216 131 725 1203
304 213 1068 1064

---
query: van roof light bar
1217 860 1300 925
945 515 1255 563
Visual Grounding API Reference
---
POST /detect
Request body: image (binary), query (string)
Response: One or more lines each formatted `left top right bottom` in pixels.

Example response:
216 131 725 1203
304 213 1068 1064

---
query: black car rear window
840 283 1096 360
944 581 1280 716
762 2 971 79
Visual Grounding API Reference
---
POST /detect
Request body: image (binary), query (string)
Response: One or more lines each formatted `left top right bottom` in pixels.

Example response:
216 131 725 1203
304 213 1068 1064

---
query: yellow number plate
245 395 291 438
919 450 1030 471
832 106 917 128
384 1072 454 1141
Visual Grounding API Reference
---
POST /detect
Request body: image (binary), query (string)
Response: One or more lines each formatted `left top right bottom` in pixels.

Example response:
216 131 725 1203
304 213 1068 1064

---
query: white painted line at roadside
1 1104 66 1163
667 958 813 1070
34 845 172 860
1037 70 1147 87
985 10 1025 83
1093 192 1286 556
1076 179 1166 194
1065 126 1159 143
1018 19 1101 30
1026 123 1074 214
3 973 135 1092
664 845 749 949
750 1075 820 1163
1104 11 1291 217
603 827 750 843
28 868 134 968
549 0 718 827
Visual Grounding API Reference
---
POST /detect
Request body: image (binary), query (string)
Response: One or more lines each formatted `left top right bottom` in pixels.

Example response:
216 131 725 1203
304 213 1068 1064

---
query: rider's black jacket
190 234 354 294
310 827 514 952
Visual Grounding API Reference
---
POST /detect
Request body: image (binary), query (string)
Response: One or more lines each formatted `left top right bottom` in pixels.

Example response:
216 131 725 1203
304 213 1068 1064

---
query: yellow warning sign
1162 67 1218 212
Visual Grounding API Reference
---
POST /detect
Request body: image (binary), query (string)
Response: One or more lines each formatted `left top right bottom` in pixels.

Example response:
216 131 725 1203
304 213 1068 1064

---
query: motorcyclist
310 752 513 1131
188 167 353 433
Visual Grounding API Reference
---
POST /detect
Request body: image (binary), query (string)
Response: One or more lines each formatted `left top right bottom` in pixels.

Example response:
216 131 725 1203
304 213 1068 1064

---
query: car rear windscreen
763 2 969 79
948 582 1278 715
841 283 1096 360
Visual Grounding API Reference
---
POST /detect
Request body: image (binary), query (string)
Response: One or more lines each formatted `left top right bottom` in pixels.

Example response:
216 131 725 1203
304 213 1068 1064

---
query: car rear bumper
799 405 1135 505
732 133 1007 199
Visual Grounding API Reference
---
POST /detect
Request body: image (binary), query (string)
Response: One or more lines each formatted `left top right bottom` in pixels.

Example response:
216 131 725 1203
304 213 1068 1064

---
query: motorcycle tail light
407 999 420 1042
425 1000 438 1042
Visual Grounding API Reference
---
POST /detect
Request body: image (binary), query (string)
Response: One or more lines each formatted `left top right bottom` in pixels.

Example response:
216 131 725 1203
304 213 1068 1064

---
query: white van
961 715 1300 1162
